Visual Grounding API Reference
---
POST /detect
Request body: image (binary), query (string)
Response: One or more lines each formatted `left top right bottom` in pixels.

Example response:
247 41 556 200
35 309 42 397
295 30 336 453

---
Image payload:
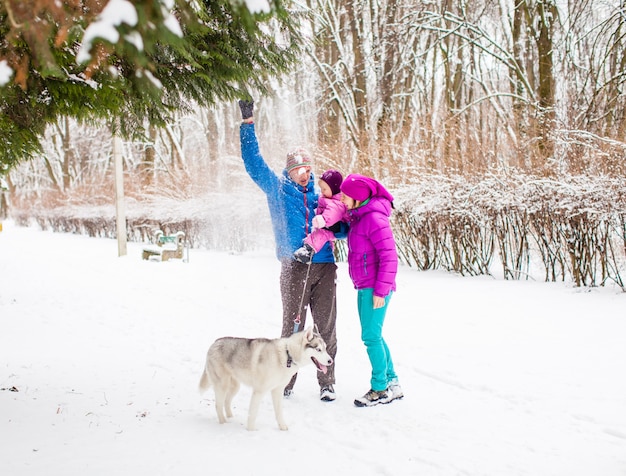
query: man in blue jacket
238 99 338 402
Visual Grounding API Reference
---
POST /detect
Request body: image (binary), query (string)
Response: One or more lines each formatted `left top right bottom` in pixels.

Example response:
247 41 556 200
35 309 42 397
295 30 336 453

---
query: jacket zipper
304 189 309 235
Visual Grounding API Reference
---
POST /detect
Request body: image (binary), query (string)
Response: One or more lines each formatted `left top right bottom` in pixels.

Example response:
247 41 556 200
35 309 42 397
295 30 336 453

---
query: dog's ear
304 326 314 341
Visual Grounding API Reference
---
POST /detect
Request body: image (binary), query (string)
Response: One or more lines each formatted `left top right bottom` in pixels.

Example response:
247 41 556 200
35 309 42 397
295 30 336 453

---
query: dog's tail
198 366 212 393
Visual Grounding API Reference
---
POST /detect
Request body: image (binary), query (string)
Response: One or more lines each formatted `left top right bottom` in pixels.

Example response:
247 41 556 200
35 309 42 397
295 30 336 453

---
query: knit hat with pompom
285 147 312 173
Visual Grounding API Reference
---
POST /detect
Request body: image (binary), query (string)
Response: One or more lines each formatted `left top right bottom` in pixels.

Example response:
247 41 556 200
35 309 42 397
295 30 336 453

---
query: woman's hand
373 295 386 309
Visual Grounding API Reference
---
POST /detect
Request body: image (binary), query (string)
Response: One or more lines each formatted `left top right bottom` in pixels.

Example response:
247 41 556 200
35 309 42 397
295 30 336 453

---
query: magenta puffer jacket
346 196 398 297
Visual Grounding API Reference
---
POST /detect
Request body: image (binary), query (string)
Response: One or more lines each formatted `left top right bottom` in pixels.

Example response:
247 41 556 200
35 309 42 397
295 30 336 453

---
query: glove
238 99 254 120
312 215 326 229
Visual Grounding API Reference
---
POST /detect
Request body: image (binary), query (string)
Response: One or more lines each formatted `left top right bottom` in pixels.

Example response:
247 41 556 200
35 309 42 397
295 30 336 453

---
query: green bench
142 230 187 262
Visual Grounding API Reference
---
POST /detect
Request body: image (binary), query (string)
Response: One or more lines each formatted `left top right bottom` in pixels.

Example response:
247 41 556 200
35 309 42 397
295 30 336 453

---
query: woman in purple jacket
340 174 404 407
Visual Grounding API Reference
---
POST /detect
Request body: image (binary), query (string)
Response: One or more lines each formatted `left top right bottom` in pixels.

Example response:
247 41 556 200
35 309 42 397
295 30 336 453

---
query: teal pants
357 288 397 392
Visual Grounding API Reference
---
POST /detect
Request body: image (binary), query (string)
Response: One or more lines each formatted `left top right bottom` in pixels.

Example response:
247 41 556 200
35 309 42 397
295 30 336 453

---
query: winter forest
2 0 626 289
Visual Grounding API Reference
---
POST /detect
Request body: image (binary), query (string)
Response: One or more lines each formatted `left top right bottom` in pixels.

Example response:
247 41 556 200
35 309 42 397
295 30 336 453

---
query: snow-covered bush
10 172 626 289
394 174 626 289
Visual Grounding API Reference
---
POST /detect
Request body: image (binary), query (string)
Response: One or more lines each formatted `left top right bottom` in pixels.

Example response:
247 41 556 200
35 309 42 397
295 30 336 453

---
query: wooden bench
142 230 187 262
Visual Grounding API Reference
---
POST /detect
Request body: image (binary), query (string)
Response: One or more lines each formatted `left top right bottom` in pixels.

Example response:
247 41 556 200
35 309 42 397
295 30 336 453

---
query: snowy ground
1 220 625 476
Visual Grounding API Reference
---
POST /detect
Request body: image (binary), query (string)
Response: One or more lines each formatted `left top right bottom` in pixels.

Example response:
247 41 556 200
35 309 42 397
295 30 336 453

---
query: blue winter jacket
239 123 335 263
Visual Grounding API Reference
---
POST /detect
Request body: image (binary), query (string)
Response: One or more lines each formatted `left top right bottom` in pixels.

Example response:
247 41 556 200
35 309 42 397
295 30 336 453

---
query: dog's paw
279 424 288 431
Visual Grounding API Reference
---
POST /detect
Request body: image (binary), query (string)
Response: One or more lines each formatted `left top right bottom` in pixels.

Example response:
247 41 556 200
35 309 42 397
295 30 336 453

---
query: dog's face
304 327 333 374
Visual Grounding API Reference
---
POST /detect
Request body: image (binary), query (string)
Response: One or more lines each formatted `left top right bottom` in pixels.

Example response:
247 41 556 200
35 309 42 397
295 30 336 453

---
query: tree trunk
141 125 157 187
535 0 557 169
346 0 371 172
61 116 72 192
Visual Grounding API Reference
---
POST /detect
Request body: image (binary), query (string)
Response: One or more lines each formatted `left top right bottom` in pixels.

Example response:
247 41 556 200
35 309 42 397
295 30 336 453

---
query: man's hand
238 100 254 120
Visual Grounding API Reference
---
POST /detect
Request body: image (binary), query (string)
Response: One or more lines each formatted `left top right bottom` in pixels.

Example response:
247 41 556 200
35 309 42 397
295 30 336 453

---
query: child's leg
384 339 398 383
304 228 335 253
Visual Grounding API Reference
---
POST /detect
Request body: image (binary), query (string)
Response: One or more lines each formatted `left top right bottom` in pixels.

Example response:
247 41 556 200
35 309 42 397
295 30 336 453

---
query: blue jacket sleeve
240 122 280 195
333 221 349 240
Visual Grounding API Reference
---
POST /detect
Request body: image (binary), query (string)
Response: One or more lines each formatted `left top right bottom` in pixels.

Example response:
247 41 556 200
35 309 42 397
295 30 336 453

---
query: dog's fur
199 326 333 431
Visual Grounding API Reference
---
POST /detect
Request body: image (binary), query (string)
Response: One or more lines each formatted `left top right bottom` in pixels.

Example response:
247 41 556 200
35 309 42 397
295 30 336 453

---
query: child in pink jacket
294 170 346 263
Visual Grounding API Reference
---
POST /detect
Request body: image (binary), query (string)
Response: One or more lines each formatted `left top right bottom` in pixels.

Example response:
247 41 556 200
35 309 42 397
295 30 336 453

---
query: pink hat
285 147 312 173
320 169 343 195
340 174 394 203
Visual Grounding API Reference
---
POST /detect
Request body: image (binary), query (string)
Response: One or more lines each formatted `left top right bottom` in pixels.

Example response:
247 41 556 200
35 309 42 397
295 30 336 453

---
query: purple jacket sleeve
368 212 398 298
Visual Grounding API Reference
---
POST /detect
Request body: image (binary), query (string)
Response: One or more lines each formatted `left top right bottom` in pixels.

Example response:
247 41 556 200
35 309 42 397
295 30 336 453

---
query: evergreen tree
0 0 304 169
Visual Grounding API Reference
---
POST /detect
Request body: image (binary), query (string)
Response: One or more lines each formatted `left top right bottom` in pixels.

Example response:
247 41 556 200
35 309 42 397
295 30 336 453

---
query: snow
1 220 625 476
244 0 271 14
0 59 12 86
124 31 144 55
162 10 183 38
137 69 163 90
76 0 182 68
77 0 139 64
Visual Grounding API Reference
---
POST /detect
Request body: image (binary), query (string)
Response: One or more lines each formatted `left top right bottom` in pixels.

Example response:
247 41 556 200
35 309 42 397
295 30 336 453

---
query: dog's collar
286 349 293 368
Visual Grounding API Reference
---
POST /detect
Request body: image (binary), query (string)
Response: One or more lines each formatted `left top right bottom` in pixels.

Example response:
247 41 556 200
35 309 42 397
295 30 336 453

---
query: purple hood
341 174 395 204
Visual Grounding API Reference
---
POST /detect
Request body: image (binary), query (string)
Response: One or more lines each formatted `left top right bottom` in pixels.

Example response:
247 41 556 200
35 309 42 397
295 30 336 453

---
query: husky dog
199 326 333 431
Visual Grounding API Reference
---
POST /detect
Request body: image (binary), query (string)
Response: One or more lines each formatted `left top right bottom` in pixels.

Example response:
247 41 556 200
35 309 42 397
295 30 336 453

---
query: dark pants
280 260 338 391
